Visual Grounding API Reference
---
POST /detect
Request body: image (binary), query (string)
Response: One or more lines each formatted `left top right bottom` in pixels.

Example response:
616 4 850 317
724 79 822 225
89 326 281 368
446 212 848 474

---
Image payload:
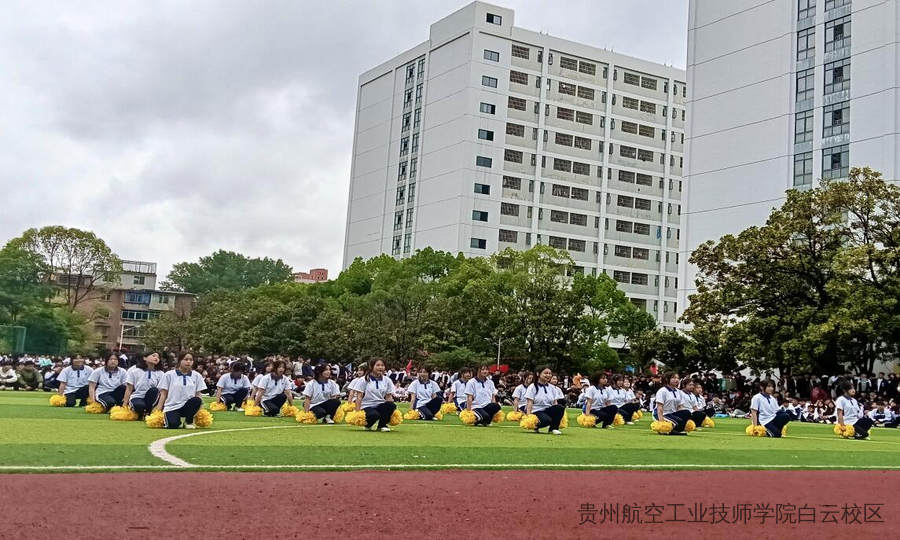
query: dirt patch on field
2 470 895 539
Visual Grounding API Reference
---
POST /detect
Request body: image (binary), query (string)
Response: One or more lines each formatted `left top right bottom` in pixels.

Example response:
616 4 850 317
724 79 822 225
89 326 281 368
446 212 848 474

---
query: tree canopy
164 249 293 294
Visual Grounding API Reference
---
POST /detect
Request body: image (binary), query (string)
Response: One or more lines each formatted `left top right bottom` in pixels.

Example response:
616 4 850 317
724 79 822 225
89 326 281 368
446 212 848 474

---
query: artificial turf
2 391 899 472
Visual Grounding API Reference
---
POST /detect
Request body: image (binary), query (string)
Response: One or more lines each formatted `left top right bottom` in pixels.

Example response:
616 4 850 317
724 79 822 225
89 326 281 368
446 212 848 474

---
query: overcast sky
1 0 687 280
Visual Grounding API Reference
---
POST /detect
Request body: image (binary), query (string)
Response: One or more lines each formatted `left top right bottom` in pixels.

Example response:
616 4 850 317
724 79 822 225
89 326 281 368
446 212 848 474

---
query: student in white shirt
408 367 443 420
250 363 273 397
465 365 501 426
122 352 162 419
654 372 692 434
511 372 534 413
303 364 342 423
525 366 565 435
156 352 207 429
622 378 640 423
584 373 617 428
448 367 473 411
680 379 703 427
750 380 791 438
215 363 251 411
868 402 899 428
88 354 128 411
349 359 396 431
836 381 874 439
56 356 94 407
252 360 294 417
610 375 641 424
346 363 369 404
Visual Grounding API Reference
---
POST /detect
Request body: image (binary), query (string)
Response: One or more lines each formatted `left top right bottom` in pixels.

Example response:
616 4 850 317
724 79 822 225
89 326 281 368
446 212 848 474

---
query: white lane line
148 425 301 467
5 464 900 471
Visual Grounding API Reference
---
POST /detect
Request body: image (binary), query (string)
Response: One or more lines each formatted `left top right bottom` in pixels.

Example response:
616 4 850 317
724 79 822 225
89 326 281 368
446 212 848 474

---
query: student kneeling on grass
16 360 42 391
584 373 617 429
408 366 443 420
88 354 127 411
56 356 93 407
156 352 206 429
465 365 501 426
349 359 396 432
836 381 874 440
526 366 565 435
215 362 251 411
303 364 341 423
511 372 534 413
449 367 473 412
654 372 692 435
122 352 162 419
252 360 294 417
609 375 640 425
750 380 792 438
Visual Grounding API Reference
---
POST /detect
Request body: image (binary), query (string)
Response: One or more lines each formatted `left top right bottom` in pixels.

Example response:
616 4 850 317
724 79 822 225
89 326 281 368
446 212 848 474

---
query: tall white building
681 0 895 311
344 1 687 328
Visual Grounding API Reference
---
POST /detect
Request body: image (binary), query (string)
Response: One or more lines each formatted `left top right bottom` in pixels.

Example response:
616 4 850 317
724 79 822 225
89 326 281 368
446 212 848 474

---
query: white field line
148 425 302 466
3 464 900 472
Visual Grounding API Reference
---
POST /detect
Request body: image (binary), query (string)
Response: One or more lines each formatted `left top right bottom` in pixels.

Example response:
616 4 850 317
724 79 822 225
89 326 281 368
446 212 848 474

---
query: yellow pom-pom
560 411 569 429
295 411 318 424
492 410 505 425
404 409 421 420
241 399 255 409
194 409 213 428
613 413 625 426
109 406 138 421
519 414 539 430
702 417 715 428
634 410 643 420
651 420 673 434
244 405 262 417
280 404 300 418
577 413 597 427
209 401 227 412
781 424 788 437
746 425 766 437
434 411 444 421
459 410 477 425
834 424 855 438
49 394 66 407
506 411 524 422
345 410 368 426
389 409 403 426
440 403 458 416
685 419 696 432
85 401 106 414
145 410 165 428
334 402 355 423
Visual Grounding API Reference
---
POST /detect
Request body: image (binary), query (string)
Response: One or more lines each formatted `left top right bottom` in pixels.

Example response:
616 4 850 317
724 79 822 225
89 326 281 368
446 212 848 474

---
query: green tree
165 250 293 294
0 245 50 322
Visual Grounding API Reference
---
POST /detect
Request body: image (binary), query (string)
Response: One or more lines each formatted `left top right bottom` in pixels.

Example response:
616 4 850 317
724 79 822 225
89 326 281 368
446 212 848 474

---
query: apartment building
343 1 687 327
681 0 893 312
293 268 329 284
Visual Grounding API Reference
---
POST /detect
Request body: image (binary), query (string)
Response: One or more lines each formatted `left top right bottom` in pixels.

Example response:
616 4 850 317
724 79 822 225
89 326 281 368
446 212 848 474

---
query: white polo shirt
585 385 609 411
655 386 684 416
158 370 207 412
217 373 251 395
348 376 367 395
58 366 93 394
836 395 862 425
125 366 161 399
359 376 395 409
465 377 497 409
251 374 266 389
303 379 340 407
512 384 528 407
452 379 469 404
525 383 563 412
750 392 780 425
696 394 707 408
88 367 127 394
408 379 440 406
608 387 628 408
682 392 700 411
624 389 636 402
256 374 289 401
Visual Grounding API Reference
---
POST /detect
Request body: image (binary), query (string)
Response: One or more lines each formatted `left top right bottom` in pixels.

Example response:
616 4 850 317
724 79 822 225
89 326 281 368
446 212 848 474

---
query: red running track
1 470 896 539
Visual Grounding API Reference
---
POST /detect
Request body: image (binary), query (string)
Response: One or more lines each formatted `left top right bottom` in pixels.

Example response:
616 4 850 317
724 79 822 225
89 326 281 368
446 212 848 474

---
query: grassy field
2 391 900 472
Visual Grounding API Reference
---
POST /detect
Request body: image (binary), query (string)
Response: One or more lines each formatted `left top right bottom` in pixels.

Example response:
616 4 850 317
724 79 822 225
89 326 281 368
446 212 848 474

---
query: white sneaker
185 424 197 430
325 417 335 424
236 408 244 412
379 427 391 432
626 421 634 425
551 429 562 435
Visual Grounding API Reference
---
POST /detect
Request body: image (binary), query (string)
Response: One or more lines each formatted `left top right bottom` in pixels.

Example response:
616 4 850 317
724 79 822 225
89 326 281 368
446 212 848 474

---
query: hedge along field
2 392 900 471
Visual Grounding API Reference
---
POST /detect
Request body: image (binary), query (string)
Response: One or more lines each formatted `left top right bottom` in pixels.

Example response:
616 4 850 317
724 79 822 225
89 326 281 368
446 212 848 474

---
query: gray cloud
1 0 687 279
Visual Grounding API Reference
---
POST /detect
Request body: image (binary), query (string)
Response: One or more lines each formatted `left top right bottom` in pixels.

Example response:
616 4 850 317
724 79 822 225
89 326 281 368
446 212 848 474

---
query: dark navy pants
473 402 501 425
164 396 202 429
130 387 159 418
262 393 287 417
690 410 708 426
664 410 692 433
221 388 249 410
364 401 397 429
591 405 619 427
763 410 792 438
311 398 341 420
853 417 875 439
64 386 89 407
535 404 565 431
96 385 126 410
416 397 444 420
619 402 640 422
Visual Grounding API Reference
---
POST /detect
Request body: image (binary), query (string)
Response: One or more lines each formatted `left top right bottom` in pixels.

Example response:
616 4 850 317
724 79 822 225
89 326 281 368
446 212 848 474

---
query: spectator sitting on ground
16 360 43 391
0 361 18 390
42 364 62 392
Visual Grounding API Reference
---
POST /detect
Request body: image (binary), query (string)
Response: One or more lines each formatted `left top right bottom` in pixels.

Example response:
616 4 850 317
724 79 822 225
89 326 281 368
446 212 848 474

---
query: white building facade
681 0 898 312
343 2 687 328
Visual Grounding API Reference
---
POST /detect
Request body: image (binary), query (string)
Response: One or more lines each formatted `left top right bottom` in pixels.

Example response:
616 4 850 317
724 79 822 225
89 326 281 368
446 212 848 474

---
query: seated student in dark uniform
525 366 565 435
750 380 792 438
407 366 443 420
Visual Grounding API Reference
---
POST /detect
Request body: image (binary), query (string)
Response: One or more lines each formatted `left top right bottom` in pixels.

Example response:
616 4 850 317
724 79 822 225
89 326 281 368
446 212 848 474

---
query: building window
551 184 570 198
578 61 596 75
553 158 572 172
825 16 851 52
574 136 591 150
641 76 658 90
403 233 412 253
576 86 594 100
480 102 496 114
406 64 415 81
511 44 530 59
623 72 640 86
507 96 526 111
499 229 518 243
613 271 630 283
400 137 409 156
502 176 521 190
620 121 638 134
472 210 488 222
555 133 573 147
639 125 655 138
632 248 650 260
500 202 519 216
402 112 411 131
484 49 500 62
797 27 815 61
631 273 649 286
558 82 576 96
560 57 578 70
622 96 639 110
471 237 487 249
506 123 525 137
509 71 528 85
617 195 634 208
635 198 651 210
133 275 145 285
569 213 587 226
557 107 574 121
615 220 633 233
823 101 850 137
548 236 567 249
478 129 495 141
795 110 813 143
825 0 850 10
411 133 419 153
504 149 523 163
572 162 590 175
618 170 636 183
798 0 815 19
636 173 653 186
575 111 593 125
394 211 403 231
474 183 491 195
634 223 650 235
550 210 568 223
476 156 492 168
796 68 814 102
795 153 814 185
619 145 637 159
824 58 850 95
822 144 849 180
568 239 586 252
486 13 502 25
405 209 414 229
396 186 406 205
639 101 656 114
571 187 588 200
482 76 498 88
